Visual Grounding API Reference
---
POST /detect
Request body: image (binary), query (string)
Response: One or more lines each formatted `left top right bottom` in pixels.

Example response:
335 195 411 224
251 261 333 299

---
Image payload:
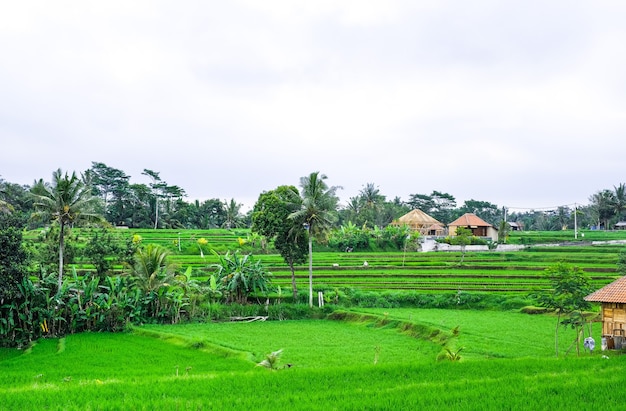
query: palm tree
142 169 164 229
613 183 626 222
357 183 385 228
125 244 177 294
589 190 615 229
31 169 103 291
125 244 180 320
359 183 383 209
289 171 340 307
222 198 244 229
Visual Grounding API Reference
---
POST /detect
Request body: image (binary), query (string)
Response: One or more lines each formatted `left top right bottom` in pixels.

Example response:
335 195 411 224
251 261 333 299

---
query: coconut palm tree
289 171 340 307
222 198 245 229
613 183 626 222
31 169 104 291
125 244 177 294
359 183 383 209
589 190 615 229
124 244 180 320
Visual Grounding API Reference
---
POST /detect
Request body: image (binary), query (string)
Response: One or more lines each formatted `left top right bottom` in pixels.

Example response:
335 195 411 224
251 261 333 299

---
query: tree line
2 162 625 232
1 162 247 231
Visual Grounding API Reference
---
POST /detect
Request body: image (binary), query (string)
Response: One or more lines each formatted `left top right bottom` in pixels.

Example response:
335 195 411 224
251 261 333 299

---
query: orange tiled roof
448 213 492 228
585 276 626 303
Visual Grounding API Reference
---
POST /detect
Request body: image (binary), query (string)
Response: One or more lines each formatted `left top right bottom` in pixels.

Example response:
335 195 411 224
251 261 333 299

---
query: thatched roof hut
392 209 444 236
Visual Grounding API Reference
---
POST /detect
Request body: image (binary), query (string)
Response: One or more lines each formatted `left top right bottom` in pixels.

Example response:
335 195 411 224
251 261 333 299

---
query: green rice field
7 229 626 409
51 228 626 296
1 309 625 410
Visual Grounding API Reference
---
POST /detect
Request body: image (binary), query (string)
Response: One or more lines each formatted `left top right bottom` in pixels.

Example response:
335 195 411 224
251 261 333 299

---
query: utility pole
574 203 578 239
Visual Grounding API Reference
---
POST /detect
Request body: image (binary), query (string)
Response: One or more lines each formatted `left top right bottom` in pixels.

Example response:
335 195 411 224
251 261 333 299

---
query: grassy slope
2 310 625 410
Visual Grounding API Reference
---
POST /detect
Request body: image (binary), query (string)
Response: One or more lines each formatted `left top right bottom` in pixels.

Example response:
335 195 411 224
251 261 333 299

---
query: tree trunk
308 236 313 308
555 311 561 357
58 222 65 292
289 263 298 301
154 197 159 229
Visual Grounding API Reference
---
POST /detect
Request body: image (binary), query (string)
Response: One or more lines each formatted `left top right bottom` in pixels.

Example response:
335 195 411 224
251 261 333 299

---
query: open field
1 309 624 410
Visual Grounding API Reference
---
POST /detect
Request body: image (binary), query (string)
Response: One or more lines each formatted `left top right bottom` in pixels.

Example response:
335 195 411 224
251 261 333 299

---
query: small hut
585 276 626 349
392 209 444 236
614 221 626 230
447 213 498 242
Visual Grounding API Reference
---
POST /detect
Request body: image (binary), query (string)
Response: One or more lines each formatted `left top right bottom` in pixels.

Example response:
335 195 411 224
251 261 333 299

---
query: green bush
328 223 370 251
520 306 552 314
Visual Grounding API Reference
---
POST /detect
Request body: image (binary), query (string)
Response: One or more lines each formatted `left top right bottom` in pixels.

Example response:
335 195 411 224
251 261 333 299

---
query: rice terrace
3 170 626 410
2 225 626 410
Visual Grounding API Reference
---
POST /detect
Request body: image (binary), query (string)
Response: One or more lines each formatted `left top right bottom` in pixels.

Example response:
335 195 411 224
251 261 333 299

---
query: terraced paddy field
264 245 623 294
27 228 626 296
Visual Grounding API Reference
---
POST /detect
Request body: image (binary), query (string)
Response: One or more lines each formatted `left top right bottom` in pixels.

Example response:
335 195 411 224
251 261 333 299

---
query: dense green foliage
252 185 308 299
0 213 28 301
211 250 273 304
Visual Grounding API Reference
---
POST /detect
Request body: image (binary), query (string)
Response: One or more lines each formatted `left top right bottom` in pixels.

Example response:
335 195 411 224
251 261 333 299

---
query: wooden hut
392 209 444 236
585 276 626 348
447 213 498 242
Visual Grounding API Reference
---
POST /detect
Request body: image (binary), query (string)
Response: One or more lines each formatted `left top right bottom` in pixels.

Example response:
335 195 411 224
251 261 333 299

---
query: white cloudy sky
1 1 625 211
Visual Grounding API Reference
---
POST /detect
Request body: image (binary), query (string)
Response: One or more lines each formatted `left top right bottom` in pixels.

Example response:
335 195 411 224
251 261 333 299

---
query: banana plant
211 250 273 304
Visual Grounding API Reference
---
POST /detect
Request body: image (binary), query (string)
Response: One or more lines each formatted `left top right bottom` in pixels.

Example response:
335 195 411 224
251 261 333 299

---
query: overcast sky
1 1 625 212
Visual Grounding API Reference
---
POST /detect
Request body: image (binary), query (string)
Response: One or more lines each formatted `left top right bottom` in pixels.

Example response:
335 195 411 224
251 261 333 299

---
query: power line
505 202 580 212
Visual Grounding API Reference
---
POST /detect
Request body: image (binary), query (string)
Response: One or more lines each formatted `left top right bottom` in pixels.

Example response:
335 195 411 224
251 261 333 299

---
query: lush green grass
351 308 593 358
138 319 441 368
509 229 626 244
2 309 624 410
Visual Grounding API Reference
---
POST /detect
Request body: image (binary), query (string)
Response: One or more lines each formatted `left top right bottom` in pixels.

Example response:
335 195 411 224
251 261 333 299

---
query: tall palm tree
359 183 383 210
589 189 615 229
31 169 103 290
289 171 340 307
222 198 244 229
613 183 626 222
358 183 385 228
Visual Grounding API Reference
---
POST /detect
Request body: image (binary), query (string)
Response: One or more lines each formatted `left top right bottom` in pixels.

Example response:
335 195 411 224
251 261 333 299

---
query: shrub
328 223 370 251
520 306 552 314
